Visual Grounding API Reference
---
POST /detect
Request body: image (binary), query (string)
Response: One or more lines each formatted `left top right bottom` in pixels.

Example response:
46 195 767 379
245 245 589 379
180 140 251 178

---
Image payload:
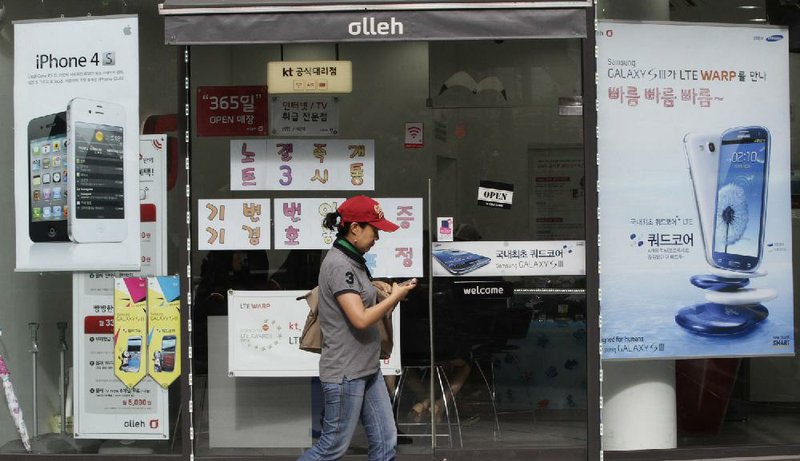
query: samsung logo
348 17 404 36
766 34 784 42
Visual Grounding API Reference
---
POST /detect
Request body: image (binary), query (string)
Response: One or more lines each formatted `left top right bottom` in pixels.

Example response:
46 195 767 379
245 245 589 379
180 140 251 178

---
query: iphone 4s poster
598 22 793 359
13 15 140 271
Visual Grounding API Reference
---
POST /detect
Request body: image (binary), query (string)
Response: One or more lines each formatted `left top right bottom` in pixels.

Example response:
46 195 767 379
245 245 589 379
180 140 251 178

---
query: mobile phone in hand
398 278 417 286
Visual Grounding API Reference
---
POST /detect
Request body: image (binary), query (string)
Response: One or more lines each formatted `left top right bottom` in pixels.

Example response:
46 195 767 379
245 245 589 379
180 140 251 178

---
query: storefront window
0 0 182 455
189 37 588 457
598 0 800 456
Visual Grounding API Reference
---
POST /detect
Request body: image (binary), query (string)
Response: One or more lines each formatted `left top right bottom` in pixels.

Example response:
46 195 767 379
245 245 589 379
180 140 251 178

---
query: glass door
188 36 588 459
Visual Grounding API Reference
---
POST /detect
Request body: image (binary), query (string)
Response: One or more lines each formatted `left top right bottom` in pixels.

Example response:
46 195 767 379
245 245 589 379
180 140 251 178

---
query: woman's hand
391 278 418 300
338 278 417 329
372 280 392 294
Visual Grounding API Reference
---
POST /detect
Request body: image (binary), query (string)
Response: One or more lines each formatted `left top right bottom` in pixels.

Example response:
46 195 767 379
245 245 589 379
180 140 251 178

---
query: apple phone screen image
684 132 720 264
28 112 69 242
712 126 770 272
67 98 127 243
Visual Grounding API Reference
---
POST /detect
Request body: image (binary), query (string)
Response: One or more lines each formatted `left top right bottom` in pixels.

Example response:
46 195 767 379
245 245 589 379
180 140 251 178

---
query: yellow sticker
114 277 148 389
147 276 181 388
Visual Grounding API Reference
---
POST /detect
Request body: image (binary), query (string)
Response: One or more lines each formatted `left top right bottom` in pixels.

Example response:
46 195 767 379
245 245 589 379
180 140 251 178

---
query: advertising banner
114 277 148 389
73 136 169 439
227 291 402 376
196 85 268 137
230 139 375 191
432 241 586 277
139 136 168 274
147 276 181 388
273 197 423 277
197 198 271 251
598 22 794 359
14 15 141 271
269 95 340 137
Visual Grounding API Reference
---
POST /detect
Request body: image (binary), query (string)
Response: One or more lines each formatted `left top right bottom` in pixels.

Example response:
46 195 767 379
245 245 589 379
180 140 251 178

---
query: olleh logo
348 17 404 36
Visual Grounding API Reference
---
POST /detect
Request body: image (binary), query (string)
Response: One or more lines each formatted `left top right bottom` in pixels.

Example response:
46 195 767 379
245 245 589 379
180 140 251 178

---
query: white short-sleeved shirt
317 241 380 384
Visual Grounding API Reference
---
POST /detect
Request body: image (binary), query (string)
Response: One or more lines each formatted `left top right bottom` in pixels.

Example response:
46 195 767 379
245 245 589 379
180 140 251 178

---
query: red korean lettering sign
196 86 268 137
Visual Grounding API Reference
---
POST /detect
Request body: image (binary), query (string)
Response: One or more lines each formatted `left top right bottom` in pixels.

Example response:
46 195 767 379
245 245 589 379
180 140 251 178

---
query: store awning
159 0 589 45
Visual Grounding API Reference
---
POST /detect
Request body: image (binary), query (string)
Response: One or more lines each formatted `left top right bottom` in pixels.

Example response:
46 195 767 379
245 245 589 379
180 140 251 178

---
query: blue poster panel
598 22 794 360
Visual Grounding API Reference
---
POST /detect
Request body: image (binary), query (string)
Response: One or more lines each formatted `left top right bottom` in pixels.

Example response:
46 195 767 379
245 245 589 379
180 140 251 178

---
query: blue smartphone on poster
712 126 769 273
432 249 491 275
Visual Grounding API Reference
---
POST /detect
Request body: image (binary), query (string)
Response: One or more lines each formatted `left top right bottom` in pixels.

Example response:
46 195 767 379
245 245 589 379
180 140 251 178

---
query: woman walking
299 195 417 461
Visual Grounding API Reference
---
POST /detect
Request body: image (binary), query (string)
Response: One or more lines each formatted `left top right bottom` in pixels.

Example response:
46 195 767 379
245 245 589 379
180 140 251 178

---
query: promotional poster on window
597 21 794 360
13 16 141 271
432 241 585 277
227 291 401 376
72 136 169 439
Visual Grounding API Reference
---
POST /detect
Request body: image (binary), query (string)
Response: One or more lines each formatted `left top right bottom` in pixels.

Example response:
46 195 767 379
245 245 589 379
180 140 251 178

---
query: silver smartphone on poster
684 132 720 265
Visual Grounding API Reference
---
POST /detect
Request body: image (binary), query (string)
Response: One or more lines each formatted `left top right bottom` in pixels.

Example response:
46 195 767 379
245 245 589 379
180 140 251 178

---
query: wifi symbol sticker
404 122 424 149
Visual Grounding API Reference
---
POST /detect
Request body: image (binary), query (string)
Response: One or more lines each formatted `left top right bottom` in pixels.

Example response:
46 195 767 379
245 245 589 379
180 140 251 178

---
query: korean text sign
196 86 267 137
198 199 271 251
230 139 374 191
269 95 340 137
273 197 423 277
266 61 352 94
432 241 585 277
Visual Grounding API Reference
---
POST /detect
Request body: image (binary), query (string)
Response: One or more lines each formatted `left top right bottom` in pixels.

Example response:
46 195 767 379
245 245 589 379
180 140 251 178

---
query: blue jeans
299 371 396 461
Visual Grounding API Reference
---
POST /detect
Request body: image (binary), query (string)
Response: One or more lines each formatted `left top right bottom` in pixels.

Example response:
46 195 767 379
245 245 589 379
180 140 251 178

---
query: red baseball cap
337 195 399 232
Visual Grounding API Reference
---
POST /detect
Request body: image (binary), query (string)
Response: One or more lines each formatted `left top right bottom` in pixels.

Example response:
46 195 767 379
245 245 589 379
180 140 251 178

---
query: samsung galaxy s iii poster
597 21 793 360
13 15 140 271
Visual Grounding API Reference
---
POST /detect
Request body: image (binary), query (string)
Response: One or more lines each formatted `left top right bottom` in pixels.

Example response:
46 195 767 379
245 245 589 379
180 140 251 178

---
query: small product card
437 217 454 242
147 276 181 388
114 277 148 389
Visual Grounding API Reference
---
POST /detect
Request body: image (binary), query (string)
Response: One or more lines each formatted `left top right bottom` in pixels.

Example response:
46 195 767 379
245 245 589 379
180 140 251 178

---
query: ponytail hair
322 211 340 231
322 211 363 239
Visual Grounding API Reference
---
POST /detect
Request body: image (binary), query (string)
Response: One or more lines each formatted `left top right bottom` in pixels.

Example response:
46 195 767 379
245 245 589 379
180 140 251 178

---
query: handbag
298 282 394 359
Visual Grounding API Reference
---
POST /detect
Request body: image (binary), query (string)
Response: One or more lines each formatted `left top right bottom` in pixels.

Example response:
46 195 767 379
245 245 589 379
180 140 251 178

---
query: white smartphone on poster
67 98 127 243
684 132 720 265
